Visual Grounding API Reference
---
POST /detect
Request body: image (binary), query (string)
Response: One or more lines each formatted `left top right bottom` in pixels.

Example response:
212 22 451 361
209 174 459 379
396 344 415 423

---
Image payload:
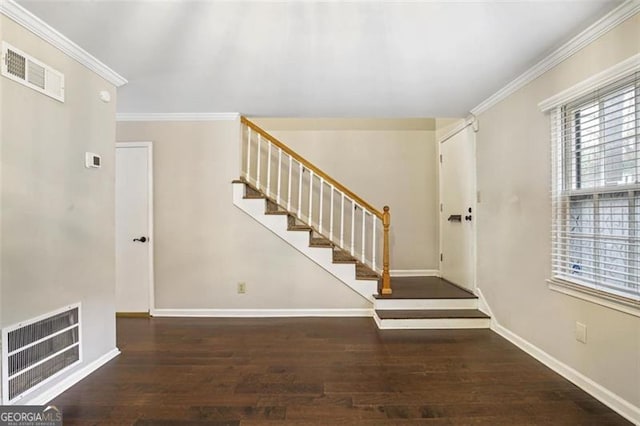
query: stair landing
374 277 490 329
375 276 476 299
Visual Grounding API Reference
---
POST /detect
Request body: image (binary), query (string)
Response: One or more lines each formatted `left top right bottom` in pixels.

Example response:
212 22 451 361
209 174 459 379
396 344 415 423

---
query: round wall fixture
99 90 111 103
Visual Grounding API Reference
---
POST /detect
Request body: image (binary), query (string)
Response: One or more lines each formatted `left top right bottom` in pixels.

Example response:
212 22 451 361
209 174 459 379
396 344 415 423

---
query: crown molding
539 53 640 112
116 112 241 122
0 0 127 87
471 0 640 116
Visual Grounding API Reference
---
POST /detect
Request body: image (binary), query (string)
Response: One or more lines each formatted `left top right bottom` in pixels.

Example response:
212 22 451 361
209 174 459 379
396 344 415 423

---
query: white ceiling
17 0 622 117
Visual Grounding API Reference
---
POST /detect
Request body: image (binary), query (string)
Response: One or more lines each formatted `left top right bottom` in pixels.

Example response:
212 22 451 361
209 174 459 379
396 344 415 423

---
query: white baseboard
390 269 440 277
490 320 640 424
153 308 373 317
17 348 120 406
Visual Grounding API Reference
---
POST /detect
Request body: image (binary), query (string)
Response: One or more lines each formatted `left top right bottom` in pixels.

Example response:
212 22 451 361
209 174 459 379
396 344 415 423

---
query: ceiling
17 0 622 117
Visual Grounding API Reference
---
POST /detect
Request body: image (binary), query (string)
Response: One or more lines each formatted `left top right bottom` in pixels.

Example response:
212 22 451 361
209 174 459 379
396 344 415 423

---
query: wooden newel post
381 205 392 295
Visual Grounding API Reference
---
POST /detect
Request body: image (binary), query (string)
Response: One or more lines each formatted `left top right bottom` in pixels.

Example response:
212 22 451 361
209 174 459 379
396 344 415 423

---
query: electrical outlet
575 322 587 344
237 282 247 294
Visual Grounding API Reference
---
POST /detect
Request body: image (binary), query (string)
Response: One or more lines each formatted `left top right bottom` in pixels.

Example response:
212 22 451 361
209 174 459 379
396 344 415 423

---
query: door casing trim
437 126 477 293
115 141 155 315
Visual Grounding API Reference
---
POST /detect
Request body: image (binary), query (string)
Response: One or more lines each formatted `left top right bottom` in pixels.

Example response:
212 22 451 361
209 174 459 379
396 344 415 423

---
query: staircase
234 117 490 329
232 180 379 300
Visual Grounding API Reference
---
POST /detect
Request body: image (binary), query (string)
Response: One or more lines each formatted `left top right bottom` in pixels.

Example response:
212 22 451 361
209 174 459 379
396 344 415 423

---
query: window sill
547 278 640 318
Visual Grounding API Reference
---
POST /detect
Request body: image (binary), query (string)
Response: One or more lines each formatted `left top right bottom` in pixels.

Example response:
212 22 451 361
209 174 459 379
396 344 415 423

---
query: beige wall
116 120 371 309
1 14 118 398
475 14 640 408
253 118 439 271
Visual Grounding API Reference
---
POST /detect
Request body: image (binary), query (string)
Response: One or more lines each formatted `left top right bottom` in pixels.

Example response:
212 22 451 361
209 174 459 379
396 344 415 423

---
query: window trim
544 55 640 315
539 53 640 113
547 278 640 318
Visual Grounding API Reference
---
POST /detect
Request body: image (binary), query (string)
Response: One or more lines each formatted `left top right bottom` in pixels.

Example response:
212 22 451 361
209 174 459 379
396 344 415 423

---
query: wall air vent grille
1 41 65 102
6 48 25 79
1 304 81 404
27 60 45 89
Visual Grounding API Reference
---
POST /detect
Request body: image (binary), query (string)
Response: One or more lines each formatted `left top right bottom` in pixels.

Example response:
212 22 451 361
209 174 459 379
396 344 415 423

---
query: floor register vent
1 303 81 404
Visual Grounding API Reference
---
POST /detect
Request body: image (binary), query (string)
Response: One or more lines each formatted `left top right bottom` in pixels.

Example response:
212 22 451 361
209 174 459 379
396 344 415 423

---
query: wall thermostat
85 152 101 168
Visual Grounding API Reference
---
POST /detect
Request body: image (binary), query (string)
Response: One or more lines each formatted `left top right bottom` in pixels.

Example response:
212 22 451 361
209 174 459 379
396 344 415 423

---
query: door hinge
440 203 443 212
440 253 443 262
439 154 442 163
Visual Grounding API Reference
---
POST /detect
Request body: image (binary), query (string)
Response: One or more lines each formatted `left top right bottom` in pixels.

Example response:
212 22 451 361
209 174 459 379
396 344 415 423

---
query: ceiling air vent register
1 41 64 102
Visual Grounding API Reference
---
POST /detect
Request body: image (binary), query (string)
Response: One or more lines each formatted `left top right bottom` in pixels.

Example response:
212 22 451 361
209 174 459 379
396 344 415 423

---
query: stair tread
333 250 357 263
374 276 477 300
289 225 312 231
375 309 489 320
310 237 333 247
356 263 379 280
243 182 264 199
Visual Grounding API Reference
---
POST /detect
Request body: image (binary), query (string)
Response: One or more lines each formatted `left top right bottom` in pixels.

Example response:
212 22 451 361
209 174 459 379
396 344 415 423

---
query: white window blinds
551 71 639 302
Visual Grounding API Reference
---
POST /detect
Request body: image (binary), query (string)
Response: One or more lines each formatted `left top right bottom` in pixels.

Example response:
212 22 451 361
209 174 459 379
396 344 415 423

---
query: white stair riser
374 298 477 310
233 183 377 301
374 315 491 330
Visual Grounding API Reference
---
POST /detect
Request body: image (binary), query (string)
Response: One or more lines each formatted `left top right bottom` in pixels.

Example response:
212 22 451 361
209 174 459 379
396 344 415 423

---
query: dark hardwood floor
52 317 630 425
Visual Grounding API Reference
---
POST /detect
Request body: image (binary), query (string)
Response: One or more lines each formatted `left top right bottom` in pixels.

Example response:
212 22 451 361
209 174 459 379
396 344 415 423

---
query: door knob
465 215 472 221
133 236 148 243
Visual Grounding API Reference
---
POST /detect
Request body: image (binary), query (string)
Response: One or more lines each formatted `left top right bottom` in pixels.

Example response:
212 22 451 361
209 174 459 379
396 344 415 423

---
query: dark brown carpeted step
356 263 379 280
287 215 312 231
265 199 287 215
375 309 489 320
310 237 333 248
333 249 357 264
244 184 264 199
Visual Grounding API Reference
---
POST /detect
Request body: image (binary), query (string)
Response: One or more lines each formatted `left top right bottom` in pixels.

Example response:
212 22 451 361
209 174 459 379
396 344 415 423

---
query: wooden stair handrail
241 115 392 295
242 116 383 219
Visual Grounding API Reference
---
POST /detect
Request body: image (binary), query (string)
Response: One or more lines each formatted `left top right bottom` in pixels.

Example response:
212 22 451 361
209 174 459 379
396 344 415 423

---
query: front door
440 127 476 291
115 142 154 313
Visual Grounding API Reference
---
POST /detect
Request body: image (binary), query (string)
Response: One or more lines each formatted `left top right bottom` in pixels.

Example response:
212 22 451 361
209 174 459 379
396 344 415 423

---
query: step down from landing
374 277 490 329
374 308 490 329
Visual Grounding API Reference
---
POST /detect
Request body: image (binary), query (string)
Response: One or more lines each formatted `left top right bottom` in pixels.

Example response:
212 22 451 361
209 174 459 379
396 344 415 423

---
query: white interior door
440 127 476 291
116 142 154 313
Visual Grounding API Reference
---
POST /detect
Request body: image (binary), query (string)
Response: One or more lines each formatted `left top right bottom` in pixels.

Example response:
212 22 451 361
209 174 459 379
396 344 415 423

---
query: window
551 72 639 303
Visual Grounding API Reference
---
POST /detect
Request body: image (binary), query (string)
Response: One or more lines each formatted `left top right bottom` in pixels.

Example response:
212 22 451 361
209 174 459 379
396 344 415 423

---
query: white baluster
361 210 366 264
246 127 251 180
329 185 334 242
256 134 262 190
372 217 376 271
287 156 292 211
277 148 282 204
351 202 356 256
298 163 303 218
266 142 271 197
319 178 324 234
308 171 314 225
340 193 345 248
